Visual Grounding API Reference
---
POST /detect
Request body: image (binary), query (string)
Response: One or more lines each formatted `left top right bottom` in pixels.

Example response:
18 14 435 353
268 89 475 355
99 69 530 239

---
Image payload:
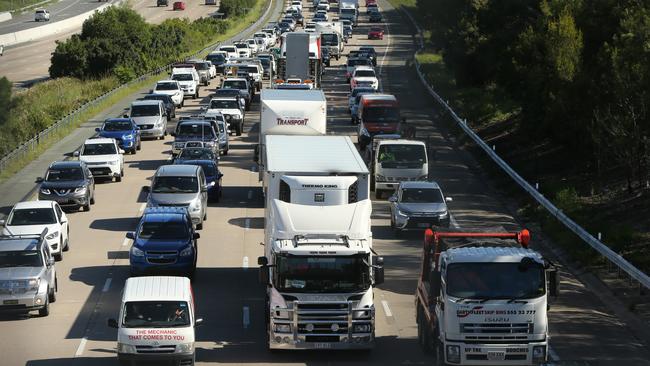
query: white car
245 38 259 54
317 0 330 12
205 60 217 79
171 68 200 99
254 32 271 48
1 201 69 261
290 0 302 11
153 80 184 107
351 66 379 91
75 138 125 182
218 45 238 60
34 8 50 22
261 28 277 44
234 42 251 58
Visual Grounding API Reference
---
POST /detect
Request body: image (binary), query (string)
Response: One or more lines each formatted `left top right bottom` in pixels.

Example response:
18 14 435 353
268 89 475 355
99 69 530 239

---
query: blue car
174 159 223 203
95 118 141 154
127 207 199 278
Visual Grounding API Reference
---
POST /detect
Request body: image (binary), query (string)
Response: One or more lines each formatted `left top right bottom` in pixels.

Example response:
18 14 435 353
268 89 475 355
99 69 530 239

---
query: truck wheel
39 296 50 317
417 306 433 353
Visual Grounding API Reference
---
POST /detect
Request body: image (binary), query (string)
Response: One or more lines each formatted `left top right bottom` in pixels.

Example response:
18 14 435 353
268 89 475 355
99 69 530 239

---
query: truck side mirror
258 256 268 266
429 270 441 296
195 318 204 327
548 268 559 297
107 318 119 328
373 256 384 285
259 265 269 285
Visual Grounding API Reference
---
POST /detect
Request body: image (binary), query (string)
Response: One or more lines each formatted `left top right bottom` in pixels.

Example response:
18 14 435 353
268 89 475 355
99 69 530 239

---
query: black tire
48 281 57 303
370 175 375 191
54 250 62 261
39 296 50 317
90 193 95 205
236 124 242 136
116 173 122 182
196 222 203 230
417 306 433 354
63 238 69 252
137 140 141 151
223 148 228 156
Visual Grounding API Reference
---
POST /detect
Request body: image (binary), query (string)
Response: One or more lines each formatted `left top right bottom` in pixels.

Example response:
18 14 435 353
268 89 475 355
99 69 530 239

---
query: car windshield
177 124 214 138
378 144 426 167
276 254 371 293
131 105 160 117
0 250 42 268
172 74 193 81
46 167 83 181
355 70 376 78
240 66 258 73
222 81 247 90
195 63 208 70
446 262 546 300
82 143 117 156
178 148 215 160
152 176 198 193
144 95 169 103
211 99 240 109
103 121 132 131
138 221 189 240
208 54 226 62
8 208 56 225
401 188 443 203
156 82 178 91
123 301 191 328
341 8 355 14
359 47 375 53
235 44 248 49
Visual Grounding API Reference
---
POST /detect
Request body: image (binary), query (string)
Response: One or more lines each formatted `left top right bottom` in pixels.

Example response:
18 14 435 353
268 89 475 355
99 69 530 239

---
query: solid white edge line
243 306 250 329
245 218 250 231
74 337 88 357
102 278 112 293
121 238 130 247
243 256 249 269
381 300 393 318
548 345 560 361
377 9 392 81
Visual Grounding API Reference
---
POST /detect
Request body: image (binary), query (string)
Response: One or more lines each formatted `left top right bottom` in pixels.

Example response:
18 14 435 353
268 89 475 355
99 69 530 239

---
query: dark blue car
174 158 223 203
95 118 141 154
127 207 199 278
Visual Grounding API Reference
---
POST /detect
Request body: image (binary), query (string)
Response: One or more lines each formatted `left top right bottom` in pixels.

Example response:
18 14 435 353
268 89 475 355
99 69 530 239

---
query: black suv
37 161 96 211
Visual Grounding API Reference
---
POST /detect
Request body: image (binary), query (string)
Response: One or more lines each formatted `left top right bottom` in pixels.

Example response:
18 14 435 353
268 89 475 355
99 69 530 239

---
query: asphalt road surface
0 0 648 365
0 0 111 34
0 0 222 85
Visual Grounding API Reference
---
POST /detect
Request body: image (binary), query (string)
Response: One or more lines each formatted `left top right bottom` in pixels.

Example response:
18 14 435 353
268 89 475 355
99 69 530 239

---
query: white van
108 276 203 365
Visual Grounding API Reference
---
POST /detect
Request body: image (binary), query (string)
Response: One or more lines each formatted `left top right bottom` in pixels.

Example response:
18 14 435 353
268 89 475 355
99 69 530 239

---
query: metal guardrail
399 7 650 290
0 0 275 175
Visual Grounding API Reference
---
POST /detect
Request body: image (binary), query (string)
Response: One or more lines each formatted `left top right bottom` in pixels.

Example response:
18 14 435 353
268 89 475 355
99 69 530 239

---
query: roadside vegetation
0 0 50 12
390 0 650 272
0 0 265 180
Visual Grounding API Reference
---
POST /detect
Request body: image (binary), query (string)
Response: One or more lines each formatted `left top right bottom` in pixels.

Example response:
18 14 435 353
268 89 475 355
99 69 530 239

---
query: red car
368 26 384 40
173 1 185 10
366 0 377 6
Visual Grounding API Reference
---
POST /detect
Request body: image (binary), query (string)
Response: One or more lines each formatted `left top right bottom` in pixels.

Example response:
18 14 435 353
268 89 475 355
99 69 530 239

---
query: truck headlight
273 324 291 333
446 345 461 363
533 345 547 361
117 343 137 354
353 324 372 333
176 342 194 353
45 231 59 240
179 246 194 257
130 246 144 257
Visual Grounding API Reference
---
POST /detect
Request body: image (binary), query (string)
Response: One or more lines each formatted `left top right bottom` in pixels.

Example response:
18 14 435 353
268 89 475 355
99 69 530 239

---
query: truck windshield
123 301 191 328
8 208 56 225
362 106 399 123
378 144 426 168
0 250 42 267
82 143 117 156
139 221 189 240
446 262 546 300
321 34 338 46
275 254 370 293
151 176 198 193
131 105 160 117
401 188 443 203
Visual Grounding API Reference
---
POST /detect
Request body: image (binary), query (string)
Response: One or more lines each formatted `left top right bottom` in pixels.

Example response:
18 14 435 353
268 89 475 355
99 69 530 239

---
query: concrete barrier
0 2 117 47
0 12 12 23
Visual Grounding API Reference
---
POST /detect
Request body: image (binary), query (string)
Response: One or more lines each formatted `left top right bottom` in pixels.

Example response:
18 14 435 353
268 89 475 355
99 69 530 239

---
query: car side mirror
170 132 176 137
388 195 397 203
149 89 153 94
126 232 135 240
47 257 55 266
0 219 4 226
123 114 129 118
95 128 101 132
60 218 67 224
548 268 559 297
195 318 204 327
193 232 200 239
119 149 125 154
35 177 44 183
73 151 79 157
445 197 453 203
373 256 384 285
142 186 150 193
107 318 119 329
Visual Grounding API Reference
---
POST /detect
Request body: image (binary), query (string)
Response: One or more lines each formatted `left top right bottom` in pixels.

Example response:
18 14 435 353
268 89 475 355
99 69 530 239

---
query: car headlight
438 211 449 219
533 345 547 361
273 324 291 333
28 278 40 290
191 201 201 212
446 345 461 363
109 160 119 165
117 343 137 354
74 186 87 193
208 181 216 187
130 246 144 257
40 188 51 195
176 342 194 353
353 324 372 333
45 231 59 240
397 209 410 217
205 141 215 147
123 134 134 140
179 246 194 257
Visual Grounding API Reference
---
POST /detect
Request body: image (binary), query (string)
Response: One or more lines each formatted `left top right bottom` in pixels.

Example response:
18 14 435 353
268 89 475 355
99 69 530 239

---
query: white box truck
315 22 344 59
262 135 370 206
367 138 429 198
256 89 327 177
258 198 383 350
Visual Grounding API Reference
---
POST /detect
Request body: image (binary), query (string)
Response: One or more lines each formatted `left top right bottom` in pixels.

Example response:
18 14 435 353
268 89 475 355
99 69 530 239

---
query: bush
219 0 257 17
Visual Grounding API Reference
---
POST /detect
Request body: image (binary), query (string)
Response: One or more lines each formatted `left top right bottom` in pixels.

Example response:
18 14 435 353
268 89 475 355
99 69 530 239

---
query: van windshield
123 301 191 328
131 105 160 117
152 176 198 193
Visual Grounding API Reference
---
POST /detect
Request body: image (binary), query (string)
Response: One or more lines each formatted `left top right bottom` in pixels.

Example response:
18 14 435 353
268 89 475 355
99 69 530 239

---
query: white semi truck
258 198 384 350
415 229 558 365
262 135 370 206
256 89 327 176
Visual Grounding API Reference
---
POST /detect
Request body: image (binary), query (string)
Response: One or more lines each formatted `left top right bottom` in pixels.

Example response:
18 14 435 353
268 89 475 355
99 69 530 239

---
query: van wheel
38 296 50 317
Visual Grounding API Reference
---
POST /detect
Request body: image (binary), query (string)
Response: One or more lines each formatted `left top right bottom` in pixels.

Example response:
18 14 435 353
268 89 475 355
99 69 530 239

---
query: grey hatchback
37 161 96 212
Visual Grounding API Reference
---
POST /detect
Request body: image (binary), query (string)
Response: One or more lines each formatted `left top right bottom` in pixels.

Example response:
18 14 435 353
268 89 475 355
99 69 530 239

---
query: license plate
417 223 430 228
3 300 18 305
487 351 506 361
314 343 331 349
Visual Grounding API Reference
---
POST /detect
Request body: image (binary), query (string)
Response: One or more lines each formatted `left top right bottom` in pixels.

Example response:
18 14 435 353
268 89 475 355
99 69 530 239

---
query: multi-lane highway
0 0 221 85
0 0 110 34
0 0 649 365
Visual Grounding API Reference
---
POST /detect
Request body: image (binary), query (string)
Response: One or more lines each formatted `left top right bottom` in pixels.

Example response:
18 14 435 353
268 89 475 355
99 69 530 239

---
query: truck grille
135 345 176 353
462 323 533 340
295 302 351 338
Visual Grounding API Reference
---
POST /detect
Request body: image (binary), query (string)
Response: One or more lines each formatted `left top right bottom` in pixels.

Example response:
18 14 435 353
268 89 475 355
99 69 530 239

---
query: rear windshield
138 221 189 240
156 82 178 90
220 47 236 52
46 167 83 181
82 143 117 156
152 176 198 193
131 104 160 117
207 54 226 62
362 106 400 122
0 250 42 268
104 120 133 131
348 58 370 67
8 208 56 226
123 301 190 328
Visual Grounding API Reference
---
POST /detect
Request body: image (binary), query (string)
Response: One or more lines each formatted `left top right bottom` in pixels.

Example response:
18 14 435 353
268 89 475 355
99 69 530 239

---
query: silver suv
144 165 208 230
0 231 57 317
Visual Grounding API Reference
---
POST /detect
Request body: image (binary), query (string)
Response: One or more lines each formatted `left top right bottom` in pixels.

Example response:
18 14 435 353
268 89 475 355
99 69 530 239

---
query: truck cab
258 199 383 350
370 138 428 198
415 229 558 365
357 94 403 139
